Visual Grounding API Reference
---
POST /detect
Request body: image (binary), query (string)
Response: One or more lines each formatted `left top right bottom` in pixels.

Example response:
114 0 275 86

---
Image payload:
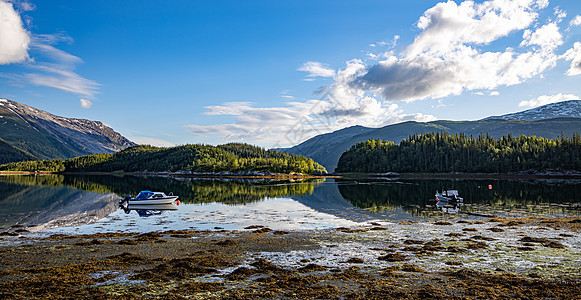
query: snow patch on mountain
484 100 581 121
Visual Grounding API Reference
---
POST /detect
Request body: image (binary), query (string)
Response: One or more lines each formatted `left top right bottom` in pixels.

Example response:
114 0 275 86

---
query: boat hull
127 196 178 205
126 203 178 210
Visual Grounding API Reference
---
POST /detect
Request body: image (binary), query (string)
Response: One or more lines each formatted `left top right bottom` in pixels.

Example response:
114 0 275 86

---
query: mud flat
1 217 580 299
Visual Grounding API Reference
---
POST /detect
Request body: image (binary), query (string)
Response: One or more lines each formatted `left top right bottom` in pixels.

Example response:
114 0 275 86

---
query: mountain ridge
0 98 135 163
484 100 581 121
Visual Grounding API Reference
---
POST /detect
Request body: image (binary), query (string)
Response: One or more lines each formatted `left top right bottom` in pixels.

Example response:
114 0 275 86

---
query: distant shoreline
345 171 581 180
0 171 339 179
2 170 581 180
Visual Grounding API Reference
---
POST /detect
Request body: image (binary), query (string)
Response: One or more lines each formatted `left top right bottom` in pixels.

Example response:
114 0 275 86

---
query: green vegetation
336 132 581 173
0 138 36 164
0 143 327 174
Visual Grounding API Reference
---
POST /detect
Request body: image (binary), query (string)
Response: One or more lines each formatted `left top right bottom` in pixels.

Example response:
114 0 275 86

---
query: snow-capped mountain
485 100 581 121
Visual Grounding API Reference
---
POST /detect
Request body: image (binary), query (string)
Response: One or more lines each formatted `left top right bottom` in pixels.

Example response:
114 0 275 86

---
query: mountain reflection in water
0 175 580 233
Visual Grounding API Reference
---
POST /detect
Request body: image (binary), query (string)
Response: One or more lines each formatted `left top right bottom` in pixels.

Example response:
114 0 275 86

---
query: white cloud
352 45 557 102
20 33 100 98
80 98 93 109
25 65 100 98
521 22 562 50
489 91 500 96
407 0 545 57
0 0 30 64
9 0 35 12
563 42 581 76
570 15 581 26
553 7 566 22
129 136 175 148
298 61 335 79
340 0 562 102
186 98 434 147
518 93 579 107
280 90 295 99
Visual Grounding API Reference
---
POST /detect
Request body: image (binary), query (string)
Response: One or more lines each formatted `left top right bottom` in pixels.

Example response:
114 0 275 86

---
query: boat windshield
445 190 459 196
134 191 154 200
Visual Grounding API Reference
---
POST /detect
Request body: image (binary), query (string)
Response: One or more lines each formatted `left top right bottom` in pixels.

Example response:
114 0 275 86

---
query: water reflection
335 178 581 217
1 174 580 233
121 203 178 217
0 174 323 205
0 177 118 231
435 199 463 214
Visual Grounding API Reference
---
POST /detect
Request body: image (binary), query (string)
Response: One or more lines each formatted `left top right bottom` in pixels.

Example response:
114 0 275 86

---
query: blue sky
1 0 580 148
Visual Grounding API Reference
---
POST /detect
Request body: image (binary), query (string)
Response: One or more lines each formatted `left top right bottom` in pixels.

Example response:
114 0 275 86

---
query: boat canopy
444 190 459 196
135 191 154 200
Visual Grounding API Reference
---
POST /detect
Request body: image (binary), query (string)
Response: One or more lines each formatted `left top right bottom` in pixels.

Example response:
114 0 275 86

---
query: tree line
336 132 581 173
0 143 327 174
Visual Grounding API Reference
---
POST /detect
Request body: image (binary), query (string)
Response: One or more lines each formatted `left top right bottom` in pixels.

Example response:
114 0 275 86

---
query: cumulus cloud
570 15 581 26
80 98 93 109
518 93 580 107
298 61 335 79
563 42 581 76
406 0 545 57
521 22 562 50
346 0 562 102
0 0 30 64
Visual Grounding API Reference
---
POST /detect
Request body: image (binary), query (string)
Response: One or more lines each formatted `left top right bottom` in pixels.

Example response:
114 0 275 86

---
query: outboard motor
119 194 131 205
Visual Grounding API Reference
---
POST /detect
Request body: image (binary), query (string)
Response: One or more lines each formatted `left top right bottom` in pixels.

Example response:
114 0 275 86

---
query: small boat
435 189 463 202
119 191 178 205
124 204 178 211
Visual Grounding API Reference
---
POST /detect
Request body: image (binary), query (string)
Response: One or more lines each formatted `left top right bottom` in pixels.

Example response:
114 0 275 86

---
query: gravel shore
1 216 580 299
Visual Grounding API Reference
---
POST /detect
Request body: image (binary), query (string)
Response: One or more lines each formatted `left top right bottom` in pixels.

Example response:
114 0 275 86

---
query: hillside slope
0 98 135 161
0 138 36 164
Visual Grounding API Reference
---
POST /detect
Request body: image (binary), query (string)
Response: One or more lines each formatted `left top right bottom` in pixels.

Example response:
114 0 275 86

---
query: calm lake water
1 174 580 235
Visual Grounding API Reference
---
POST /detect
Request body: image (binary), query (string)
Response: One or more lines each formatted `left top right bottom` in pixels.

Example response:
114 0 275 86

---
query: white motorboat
435 189 463 202
120 191 179 205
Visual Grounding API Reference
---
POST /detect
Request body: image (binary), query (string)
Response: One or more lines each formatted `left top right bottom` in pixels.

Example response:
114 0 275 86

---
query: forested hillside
0 143 327 174
336 132 581 173
0 139 36 164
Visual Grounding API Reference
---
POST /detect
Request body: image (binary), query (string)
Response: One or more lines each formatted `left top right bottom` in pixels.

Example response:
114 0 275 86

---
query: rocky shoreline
1 216 580 299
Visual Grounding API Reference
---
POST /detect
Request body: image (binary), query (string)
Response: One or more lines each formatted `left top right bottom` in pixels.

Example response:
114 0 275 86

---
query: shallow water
0 174 579 234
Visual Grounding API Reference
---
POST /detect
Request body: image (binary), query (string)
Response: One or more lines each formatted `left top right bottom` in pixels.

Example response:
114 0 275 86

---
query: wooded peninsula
336 132 581 173
0 143 327 175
